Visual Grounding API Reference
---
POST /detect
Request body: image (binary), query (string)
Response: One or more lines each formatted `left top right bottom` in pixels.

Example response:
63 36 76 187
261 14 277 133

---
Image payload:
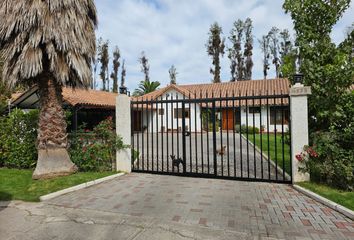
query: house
10 86 118 131
132 78 290 133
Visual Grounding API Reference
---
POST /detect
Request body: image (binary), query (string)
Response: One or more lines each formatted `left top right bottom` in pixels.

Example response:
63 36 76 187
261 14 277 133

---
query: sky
94 0 354 92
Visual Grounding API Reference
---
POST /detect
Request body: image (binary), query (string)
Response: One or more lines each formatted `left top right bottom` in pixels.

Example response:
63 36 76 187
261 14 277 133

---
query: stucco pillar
116 94 131 173
290 83 311 183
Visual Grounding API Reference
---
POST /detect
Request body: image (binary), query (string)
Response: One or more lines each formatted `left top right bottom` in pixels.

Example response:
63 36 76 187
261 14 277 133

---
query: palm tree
0 0 97 179
133 80 160 96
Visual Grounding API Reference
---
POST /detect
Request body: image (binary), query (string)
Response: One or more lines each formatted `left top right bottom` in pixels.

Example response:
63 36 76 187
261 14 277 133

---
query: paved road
2 173 351 240
132 132 290 181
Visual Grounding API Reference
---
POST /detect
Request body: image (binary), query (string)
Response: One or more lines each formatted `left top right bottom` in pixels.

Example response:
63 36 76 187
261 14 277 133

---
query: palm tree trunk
33 76 77 179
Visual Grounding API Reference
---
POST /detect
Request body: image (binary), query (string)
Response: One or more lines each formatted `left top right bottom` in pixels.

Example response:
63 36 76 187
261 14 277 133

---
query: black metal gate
131 92 292 183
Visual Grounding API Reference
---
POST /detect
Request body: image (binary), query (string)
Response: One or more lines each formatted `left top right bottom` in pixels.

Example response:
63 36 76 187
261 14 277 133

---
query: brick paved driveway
47 173 354 239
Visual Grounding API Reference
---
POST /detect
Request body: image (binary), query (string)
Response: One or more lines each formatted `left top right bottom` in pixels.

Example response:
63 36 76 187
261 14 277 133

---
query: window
158 109 164 115
174 108 190 118
270 107 289 125
248 107 261 114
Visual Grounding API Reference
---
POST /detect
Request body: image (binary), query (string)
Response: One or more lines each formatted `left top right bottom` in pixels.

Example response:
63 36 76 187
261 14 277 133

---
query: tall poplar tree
259 35 270 79
206 22 225 83
243 18 253 80
98 40 109 91
268 27 281 78
169 65 177 85
228 20 244 81
111 46 120 93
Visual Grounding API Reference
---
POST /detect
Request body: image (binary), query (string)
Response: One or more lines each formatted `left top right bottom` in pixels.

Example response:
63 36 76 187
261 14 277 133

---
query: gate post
116 94 131 173
290 78 311 183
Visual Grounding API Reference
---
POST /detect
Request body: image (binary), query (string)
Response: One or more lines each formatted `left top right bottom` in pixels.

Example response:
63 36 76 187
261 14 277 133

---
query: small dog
216 146 226 156
170 155 184 171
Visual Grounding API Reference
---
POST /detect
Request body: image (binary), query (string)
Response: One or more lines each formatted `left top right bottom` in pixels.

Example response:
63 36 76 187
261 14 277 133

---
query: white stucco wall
239 106 289 132
141 89 202 133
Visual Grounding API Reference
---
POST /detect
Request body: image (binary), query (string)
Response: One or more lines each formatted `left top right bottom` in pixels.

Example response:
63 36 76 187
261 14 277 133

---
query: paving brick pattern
47 173 354 239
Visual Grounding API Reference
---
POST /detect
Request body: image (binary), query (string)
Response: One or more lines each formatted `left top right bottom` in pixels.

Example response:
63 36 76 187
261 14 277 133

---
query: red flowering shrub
69 117 128 172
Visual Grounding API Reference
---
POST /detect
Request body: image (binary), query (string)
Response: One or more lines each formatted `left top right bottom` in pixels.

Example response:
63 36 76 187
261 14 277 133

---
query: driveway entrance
46 173 354 239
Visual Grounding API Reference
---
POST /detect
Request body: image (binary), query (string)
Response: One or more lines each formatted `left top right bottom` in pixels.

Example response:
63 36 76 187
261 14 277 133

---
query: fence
130 92 292 183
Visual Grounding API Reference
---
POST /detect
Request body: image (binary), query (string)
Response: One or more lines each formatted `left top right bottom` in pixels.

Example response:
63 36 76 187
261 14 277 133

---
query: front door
222 109 234 130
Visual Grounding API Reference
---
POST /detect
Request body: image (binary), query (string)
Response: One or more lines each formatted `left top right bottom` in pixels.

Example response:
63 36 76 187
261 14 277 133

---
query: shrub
299 132 354 191
0 109 38 168
237 124 260 134
69 117 128 172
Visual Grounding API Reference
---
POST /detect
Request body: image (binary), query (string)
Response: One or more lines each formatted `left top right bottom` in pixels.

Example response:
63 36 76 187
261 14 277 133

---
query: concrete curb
40 172 125 201
293 184 354 220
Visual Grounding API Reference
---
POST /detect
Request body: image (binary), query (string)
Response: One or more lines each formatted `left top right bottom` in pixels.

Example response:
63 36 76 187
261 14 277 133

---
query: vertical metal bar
212 99 217 176
252 91 256 178
156 98 159 172
137 101 140 170
200 90 204 174
267 94 270 180
206 92 210 174
182 96 187 174
239 92 243 178
140 100 145 170
176 94 180 173
281 94 285 181
194 91 198 173
189 92 192 173
131 102 134 171
161 97 164 172
151 99 154 171
171 94 174 172
166 94 169 172
245 92 250 178
274 92 278 181
232 90 236 177
219 90 223 176
146 98 149 171
226 91 230 177
259 92 263 179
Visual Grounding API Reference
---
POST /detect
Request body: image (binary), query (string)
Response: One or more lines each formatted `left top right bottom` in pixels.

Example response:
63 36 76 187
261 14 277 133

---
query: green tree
0 0 97 179
98 40 109 91
268 27 281 78
169 65 178 84
279 29 296 79
243 18 254 80
110 46 121 93
121 60 126 90
133 52 160 96
283 0 353 131
259 35 271 79
206 22 225 83
228 20 244 81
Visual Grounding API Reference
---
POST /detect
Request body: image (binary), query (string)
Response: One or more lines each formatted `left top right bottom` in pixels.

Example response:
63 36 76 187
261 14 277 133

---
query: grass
244 133 291 174
0 168 116 202
297 182 354 211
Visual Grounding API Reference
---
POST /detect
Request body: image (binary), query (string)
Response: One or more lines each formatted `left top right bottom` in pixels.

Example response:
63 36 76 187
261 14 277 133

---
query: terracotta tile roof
62 87 118 109
134 78 291 106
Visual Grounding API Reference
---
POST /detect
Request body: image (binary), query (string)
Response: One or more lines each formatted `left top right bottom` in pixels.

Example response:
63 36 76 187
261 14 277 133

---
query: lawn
244 133 291 174
0 168 116 202
297 182 354 211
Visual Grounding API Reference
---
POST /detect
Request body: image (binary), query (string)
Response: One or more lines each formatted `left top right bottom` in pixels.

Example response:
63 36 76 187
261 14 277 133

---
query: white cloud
94 0 354 91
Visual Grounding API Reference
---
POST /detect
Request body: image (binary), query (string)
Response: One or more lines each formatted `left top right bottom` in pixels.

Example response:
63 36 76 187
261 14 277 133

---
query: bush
299 132 354 191
236 124 260 134
69 117 128 172
0 109 38 168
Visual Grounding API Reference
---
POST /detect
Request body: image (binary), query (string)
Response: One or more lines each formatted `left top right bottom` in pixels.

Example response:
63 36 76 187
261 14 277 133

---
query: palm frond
0 0 97 88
